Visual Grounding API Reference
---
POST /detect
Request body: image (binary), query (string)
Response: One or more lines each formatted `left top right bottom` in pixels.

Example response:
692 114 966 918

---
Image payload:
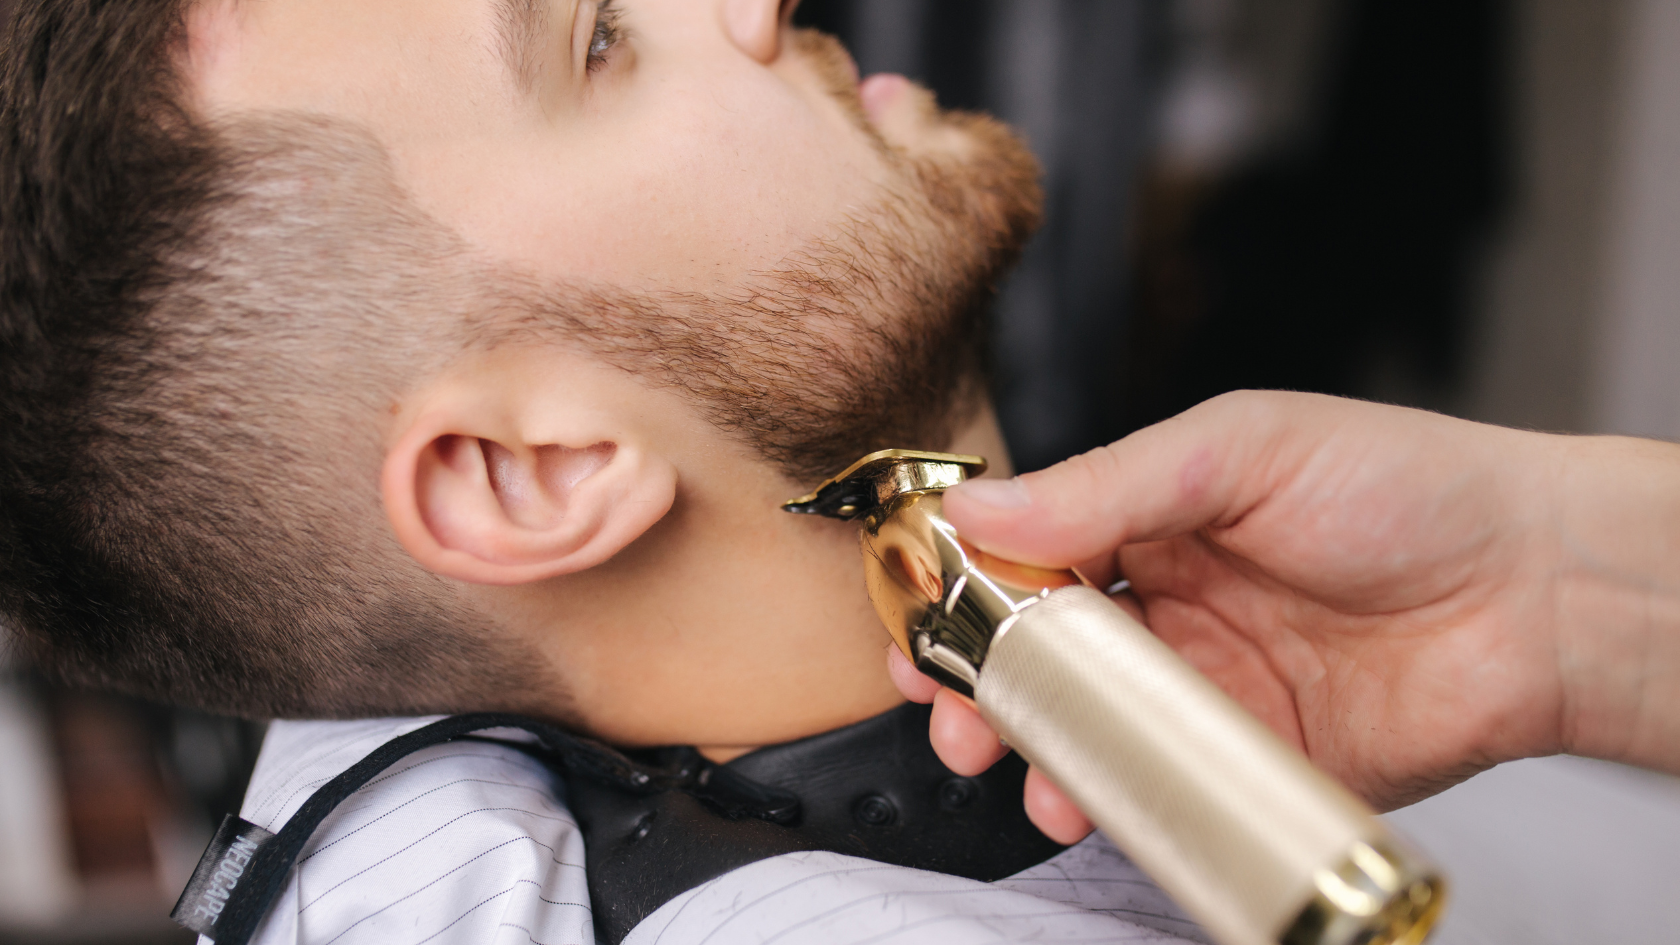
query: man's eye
587 0 623 72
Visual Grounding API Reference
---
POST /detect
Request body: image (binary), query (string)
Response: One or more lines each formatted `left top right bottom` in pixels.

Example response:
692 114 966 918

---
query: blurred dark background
8 0 1680 942
797 0 1509 472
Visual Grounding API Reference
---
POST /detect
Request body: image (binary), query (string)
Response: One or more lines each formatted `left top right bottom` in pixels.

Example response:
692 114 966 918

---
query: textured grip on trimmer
977 585 1443 945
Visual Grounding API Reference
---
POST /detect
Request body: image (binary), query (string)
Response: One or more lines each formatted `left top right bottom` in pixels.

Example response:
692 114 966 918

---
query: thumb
944 391 1306 567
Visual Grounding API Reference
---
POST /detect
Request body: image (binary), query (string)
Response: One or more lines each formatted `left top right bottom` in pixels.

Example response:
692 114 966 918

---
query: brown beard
493 30 1044 485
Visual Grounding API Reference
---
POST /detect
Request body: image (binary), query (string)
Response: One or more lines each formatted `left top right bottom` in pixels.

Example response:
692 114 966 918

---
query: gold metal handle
977 585 1444 945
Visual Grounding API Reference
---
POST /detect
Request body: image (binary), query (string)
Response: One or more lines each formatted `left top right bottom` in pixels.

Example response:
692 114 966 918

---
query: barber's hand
892 390 1680 843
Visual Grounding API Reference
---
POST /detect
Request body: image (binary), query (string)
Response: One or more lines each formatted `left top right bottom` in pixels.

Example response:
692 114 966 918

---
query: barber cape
211 712 1209 945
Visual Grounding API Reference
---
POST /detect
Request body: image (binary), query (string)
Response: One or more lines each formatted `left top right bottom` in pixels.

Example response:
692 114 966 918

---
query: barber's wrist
1551 434 1680 773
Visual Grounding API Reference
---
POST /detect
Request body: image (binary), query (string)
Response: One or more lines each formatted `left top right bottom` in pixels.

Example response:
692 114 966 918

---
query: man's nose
722 0 801 64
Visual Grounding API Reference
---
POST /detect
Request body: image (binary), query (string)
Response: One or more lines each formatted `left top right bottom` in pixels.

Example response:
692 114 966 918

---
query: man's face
193 0 967 305
187 0 1041 748
192 0 1040 481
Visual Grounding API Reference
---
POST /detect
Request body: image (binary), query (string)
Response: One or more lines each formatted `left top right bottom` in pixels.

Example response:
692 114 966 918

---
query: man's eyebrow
495 0 550 91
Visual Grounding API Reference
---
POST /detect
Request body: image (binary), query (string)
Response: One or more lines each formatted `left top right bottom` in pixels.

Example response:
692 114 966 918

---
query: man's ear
382 403 677 586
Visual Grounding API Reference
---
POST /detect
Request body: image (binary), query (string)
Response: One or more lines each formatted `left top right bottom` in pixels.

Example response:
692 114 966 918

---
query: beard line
488 49 1044 484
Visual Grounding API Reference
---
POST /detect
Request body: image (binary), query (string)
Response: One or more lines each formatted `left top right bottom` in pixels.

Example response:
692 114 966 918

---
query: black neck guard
566 701 1066 942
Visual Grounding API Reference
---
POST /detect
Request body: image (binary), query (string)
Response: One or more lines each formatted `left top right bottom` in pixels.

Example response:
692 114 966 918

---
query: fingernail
955 477 1031 510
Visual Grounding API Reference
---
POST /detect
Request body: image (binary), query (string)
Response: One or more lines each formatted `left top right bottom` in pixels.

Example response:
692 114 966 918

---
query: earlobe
383 415 677 586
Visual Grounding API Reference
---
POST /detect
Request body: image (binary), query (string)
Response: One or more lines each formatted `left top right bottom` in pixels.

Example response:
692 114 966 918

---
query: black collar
566 700 1066 942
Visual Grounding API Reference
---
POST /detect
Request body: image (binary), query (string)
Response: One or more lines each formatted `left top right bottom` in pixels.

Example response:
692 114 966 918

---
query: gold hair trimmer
785 450 1445 945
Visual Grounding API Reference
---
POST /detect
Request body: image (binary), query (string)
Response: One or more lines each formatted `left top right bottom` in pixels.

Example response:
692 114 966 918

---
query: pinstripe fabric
210 718 1207 945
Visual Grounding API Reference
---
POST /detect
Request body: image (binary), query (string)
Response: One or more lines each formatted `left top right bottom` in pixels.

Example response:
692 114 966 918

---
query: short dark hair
0 0 541 718
0 3 1041 721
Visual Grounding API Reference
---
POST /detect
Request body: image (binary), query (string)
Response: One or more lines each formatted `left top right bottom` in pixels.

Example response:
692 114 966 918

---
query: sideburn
498 105 1044 485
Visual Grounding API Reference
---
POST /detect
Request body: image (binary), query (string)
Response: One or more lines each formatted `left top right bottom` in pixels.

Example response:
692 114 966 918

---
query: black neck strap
171 713 648 945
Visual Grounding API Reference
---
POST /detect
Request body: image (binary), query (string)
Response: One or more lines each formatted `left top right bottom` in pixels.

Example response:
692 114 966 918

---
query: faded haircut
0 0 541 717
0 2 1041 719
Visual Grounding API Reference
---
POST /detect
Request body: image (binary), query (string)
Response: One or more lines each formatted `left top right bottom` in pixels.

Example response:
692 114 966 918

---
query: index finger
943 390 1321 567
